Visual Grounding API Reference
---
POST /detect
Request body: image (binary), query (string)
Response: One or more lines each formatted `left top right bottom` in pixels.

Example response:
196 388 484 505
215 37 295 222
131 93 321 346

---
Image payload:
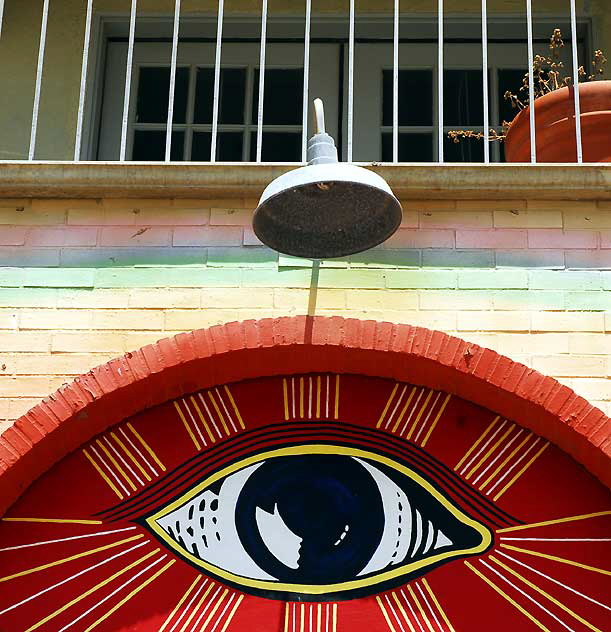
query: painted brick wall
1 196 611 432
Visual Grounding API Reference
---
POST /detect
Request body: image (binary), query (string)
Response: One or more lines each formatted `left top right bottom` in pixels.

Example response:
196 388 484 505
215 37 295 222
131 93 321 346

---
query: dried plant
448 29 607 144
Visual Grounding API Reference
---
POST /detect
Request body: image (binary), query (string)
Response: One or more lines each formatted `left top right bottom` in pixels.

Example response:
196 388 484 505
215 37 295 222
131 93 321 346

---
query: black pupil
235 455 384 584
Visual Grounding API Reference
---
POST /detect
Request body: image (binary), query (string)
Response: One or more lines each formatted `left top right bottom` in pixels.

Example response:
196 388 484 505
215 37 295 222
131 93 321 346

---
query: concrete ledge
0 161 609 200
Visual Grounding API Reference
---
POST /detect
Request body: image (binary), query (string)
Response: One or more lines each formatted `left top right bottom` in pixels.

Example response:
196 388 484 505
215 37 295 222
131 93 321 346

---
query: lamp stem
313 98 325 134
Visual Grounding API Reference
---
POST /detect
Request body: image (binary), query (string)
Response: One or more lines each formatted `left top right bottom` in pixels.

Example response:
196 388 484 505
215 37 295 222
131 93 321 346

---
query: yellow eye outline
145 444 493 595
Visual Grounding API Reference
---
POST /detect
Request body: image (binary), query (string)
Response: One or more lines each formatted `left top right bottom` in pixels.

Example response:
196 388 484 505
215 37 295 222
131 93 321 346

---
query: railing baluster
120 0 138 162
569 0 583 163
165 0 181 162
481 0 489 163
525 0 537 163
437 0 444 163
347 0 355 162
393 0 399 163
210 0 224 162
255 0 268 163
301 0 312 163
74 0 94 161
29 0 50 161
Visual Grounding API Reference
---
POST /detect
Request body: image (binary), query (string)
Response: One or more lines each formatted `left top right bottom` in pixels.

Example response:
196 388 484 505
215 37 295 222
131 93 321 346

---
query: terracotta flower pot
504 80 611 162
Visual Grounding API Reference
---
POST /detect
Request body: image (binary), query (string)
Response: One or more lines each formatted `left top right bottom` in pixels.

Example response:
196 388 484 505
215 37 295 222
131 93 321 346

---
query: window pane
444 134 484 162
194 68 247 125
382 70 433 126
444 70 483 126
192 131 244 161
136 67 188 124
132 130 184 161
252 69 303 125
498 69 526 125
249 132 301 161
381 133 433 162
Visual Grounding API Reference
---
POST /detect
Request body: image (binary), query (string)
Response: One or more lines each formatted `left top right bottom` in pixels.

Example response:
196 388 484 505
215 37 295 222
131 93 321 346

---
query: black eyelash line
94 421 519 531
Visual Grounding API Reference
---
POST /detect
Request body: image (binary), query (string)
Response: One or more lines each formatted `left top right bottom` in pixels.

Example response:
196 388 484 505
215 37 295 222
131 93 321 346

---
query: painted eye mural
0 373 610 632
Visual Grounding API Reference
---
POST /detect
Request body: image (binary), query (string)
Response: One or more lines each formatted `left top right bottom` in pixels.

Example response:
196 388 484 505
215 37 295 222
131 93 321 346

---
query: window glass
192 131 244 161
193 68 247 125
252 69 303 125
443 69 484 126
498 69 526 125
444 134 484 162
136 67 189 124
381 133 433 162
249 132 301 161
132 130 185 161
382 70 433 126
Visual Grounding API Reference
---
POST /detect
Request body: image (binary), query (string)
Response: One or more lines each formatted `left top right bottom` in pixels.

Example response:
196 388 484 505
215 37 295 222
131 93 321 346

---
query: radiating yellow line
465 561 552 632
25 548 159 632
158 575 202 632
479 433 532 491
83 448 123 499
376 597 397 632
489 555 603 632
219 594 244 632
200 588 228 630
284 602 290 632
299 377 305 418
391 592 416 632
224 385 245 429
454 416 500 471
178 582 215 632
84 559 175 632
96 439 137 492
334 376 340 419
377 383 399 428
421 579 457 632
110 432 151 482
208 391 230 436
497 510 611 533
174 401 201 450
391 386 417 434
2 517 103 524
316 376 321 418
421 393 452 447
407 585 435 632
127 422 166 471
190 396 216 444
406 390 434 441
465 425 514 480
282 379 290 421
493 443 549 501
0 534 143 583
500 544 611 576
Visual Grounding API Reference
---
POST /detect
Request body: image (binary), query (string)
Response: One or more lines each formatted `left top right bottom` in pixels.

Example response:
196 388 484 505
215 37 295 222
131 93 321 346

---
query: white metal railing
0 0 595 165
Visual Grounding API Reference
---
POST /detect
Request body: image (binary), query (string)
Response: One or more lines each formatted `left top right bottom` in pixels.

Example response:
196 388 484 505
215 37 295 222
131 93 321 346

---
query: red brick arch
1 316 609 515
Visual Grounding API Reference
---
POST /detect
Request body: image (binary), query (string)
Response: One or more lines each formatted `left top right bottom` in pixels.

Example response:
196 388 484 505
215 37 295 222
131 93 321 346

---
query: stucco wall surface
1 194 611 432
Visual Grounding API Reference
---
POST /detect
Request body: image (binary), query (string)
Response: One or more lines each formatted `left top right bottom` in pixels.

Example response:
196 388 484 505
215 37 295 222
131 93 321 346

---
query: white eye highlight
255 504 302 570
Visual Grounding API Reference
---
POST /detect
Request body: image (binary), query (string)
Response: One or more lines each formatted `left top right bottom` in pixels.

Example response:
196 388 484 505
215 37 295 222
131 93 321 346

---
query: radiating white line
256 0 268 162
104 436 144 486
58 555 167 632
486 437 543 495
120 0 138 161
90 445 129 495
118 426 158 477
292 378 297 419
392 0 399 162
309 603 313 632
413 391 442 443
326 375 330 418
165 0 181 161
0 540 149 615
198 393 222 439
167 579 208 632
501 537 611 542
416 583 444 632
525 0 536 163
293 602 296 632
497 551 611 613
301 0 312 163
183 398 208 447
385 385 407 429
29 0 50 160
308 377 313 418
472 428 526 487
459 419 509 475
347 0 355 162
216 387 237 433
326 603 330 632
481 0 490 163
0 0 5 38
0 526 136 552
399 589 426 632
569 0 583 163
210 592 235 632
480 560 577 632
437 0 444 162
210 0 224 162
384 594 407 632
191 585 223 630
74 0 93 160
399 388 424 436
